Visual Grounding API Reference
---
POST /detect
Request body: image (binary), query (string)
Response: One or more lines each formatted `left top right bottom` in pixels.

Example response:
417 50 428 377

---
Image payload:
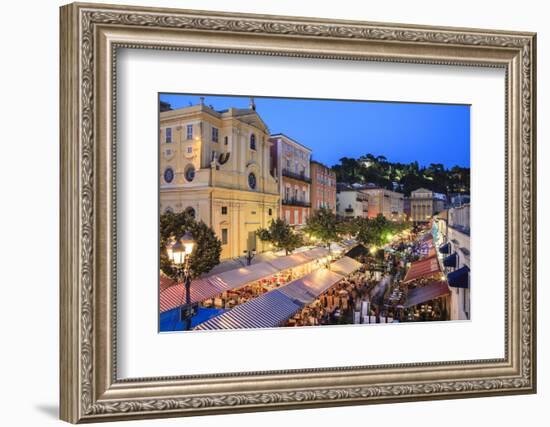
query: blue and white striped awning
194 290 302 330
195 264 349 331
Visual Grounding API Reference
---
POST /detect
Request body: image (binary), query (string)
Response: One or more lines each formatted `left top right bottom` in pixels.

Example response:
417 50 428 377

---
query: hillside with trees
331 154 469 195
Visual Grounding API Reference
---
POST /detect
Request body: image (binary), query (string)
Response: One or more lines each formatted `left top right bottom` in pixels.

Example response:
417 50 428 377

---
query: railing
282 198 311 208
282 168 311 183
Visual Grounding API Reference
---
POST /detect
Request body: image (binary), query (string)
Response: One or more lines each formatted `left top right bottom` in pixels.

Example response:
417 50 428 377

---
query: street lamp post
167 231 195 331
244 248 257 266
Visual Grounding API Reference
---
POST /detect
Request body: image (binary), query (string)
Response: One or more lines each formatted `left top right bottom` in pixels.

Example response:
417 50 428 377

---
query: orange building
310 161 336 213
269 134 312 227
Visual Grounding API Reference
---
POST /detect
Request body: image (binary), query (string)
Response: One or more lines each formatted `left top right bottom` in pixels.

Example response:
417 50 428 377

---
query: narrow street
369 274 391 307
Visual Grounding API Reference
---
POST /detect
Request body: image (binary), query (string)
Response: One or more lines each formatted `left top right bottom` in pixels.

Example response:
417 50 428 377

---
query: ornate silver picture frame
60 2 536 423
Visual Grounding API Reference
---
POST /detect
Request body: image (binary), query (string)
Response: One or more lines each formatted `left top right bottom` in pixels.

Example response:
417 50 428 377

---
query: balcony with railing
281 168 311 183
282 198 311 208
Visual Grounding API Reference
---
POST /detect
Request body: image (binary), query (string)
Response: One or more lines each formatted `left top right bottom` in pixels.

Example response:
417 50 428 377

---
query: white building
436 204 470 320
336 188 368 218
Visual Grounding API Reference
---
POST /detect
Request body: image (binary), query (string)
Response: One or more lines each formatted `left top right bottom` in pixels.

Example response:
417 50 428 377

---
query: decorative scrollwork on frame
76 7 535 418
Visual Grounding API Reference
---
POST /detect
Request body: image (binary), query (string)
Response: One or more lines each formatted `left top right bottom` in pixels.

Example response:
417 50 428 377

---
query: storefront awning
345 244 369 260
277 269 344 305
439 242 451 254
267 252 311 271
194 290 303 330
160 246 342 313
301 247 330 260
448 265 470 288
195 261 349 330
159 275 229 313
330 256 362 276
216 262 279 289
405 281 450 308
403 255 441 283
443 253 458 268
160 272 176 292
195 269 344 330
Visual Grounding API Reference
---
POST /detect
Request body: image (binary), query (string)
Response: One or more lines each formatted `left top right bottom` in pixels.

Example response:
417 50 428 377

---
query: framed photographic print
60 2 537 423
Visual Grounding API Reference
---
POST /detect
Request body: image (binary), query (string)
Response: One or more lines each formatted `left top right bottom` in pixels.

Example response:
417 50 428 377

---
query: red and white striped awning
160 246 351 314
159 272 176 292
405 281 450 307
159 275 229 313
403 255 441 283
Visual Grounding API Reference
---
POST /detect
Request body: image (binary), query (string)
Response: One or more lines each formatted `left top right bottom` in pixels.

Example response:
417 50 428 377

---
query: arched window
250 134 256 150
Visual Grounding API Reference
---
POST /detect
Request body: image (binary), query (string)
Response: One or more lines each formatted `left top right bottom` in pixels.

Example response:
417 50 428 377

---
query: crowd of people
202 224 450 327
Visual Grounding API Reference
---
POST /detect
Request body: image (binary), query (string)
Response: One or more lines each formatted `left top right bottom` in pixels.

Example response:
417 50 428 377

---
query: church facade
159 98 280 260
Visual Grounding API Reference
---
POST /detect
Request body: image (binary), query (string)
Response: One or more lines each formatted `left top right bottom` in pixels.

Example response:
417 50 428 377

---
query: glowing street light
166 231 196 330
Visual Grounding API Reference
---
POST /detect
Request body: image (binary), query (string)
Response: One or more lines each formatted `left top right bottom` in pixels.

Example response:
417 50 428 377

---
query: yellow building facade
159 100 280 260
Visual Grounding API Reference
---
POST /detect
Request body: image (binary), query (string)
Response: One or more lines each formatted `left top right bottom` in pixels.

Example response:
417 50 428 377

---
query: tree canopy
256 218 303 255
302 208 341 247
159 211 221 280
331 154 469 195
350 214 409 247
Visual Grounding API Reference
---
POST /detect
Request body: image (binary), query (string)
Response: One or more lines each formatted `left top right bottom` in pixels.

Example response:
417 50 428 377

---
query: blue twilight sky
159 93 470 169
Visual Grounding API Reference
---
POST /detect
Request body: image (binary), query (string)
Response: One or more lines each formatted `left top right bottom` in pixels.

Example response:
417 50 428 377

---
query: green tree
331 154 469 196
159 211 222 280
303 208 341 248
256 218 304 255
354 214 409 248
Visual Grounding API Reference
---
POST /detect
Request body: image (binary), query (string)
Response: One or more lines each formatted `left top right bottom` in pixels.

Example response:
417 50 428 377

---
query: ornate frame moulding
60 2 536 423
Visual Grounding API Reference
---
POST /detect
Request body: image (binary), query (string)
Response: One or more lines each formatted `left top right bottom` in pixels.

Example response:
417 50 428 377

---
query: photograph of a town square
158 94 471 332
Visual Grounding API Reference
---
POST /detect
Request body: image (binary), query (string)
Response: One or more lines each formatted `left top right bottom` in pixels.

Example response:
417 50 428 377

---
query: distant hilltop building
159 98 279 259
269 133 312 227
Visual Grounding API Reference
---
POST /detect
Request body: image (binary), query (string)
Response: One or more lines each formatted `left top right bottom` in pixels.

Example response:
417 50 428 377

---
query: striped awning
216 262 278 289
330 256 362 276
194 290 302 330
159 275 229 313
277 269 344 305
195 264 348 331
267 252 311 271
403 255 441 283
405 281 450 308
301 247 330 260
160 246 343 314
159 272 176 292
